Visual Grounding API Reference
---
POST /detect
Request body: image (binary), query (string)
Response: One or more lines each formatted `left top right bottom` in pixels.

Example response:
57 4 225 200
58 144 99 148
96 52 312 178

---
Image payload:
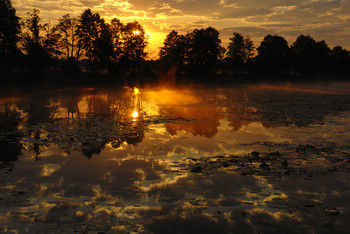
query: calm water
1 83 350 233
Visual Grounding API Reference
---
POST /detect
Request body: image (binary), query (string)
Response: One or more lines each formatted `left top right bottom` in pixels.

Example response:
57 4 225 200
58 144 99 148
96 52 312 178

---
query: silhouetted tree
21 9 51 69
226 32 254 74
119 21 148 73
54 14 82 60
0 0 21 71
94 20 114 69
292 35 330 73
77 9 113 71
110 18 124 62
330 46 350 74
159 30 187 64
42 22 61 58
158 30 188 79
256 34 291 74
186 27 224 74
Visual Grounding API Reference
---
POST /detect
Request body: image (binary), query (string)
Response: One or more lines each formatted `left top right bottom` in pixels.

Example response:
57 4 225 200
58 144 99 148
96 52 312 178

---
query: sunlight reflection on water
1 83 350 233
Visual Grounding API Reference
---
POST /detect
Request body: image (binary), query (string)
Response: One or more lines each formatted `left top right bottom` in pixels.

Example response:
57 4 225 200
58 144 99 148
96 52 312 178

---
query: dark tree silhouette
77 9 101 70
119 21 148 73
256 34 291 73
42 21 61 57
21 9 52 69
186 27 225 74
0 0 21 71
94 20 114 69
54 14 82 60
226 32 254 74
159 30 187 64
76 9 98 63
77 9 114 71
2 1 350 82
330 46 350 74
158 30 188 80
110 18 124 62
292 35 330 73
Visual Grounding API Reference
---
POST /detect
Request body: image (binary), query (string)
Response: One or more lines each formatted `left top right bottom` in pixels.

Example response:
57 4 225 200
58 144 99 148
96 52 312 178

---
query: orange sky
12 0 350 59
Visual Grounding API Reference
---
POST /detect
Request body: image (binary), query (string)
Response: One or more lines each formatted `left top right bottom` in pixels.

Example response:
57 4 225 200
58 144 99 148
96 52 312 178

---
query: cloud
10 0 350 57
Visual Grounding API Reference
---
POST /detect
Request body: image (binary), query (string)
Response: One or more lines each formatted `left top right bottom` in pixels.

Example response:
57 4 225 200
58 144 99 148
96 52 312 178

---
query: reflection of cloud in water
1 83 350 232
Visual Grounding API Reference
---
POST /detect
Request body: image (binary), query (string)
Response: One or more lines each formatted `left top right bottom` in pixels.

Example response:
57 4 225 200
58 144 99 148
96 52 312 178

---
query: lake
1 82 350 233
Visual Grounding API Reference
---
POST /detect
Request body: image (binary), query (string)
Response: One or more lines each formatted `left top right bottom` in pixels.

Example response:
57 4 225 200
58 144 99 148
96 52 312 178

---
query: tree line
1 0 147 76
1 0 350 83
159 29 350 79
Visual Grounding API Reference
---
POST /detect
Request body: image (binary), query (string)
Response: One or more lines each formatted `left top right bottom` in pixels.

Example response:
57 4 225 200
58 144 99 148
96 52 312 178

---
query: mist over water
1 82 350 233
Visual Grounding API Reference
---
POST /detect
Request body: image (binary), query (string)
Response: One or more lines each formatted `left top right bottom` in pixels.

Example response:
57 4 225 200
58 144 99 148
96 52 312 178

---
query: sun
132 111 139 118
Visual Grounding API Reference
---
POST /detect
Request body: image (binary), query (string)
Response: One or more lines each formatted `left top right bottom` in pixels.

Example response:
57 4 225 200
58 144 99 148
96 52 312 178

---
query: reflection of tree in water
59 92 83 121
0 104 22 164
18 96 58 160
73 91 145 157
217 92 257 131
10 89 147 158
2 87 350 160
160 106 221 138
157 89 350 137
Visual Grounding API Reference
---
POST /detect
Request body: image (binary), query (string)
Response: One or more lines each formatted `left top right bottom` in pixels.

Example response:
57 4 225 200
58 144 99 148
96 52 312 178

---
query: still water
1 83 350 233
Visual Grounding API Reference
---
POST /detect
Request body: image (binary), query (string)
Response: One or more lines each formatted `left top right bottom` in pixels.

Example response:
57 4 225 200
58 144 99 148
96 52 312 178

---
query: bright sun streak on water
134 87 140 95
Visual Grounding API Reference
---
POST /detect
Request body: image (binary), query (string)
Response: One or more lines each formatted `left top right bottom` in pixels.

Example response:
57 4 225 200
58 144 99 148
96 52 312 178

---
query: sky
12 0 350 59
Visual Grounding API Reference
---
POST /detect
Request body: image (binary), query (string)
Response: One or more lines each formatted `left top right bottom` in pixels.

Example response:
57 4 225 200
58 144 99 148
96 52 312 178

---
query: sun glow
133 30 140 35
132 111 139 118
133 87 140 95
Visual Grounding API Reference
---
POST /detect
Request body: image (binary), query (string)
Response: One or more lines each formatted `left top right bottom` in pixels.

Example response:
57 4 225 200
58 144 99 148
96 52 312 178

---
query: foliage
159 30 187 63
256 34 291 73
226 32 254 72
76 9 147 72
186 27 225 74
330 45 350 73
110 18 124 61
21 9 52 68
54 14 82 60
0 0 21 55
0 0 21 70
292 35 330 73
1 1 350 81
118 21 148 73
76 9 106 68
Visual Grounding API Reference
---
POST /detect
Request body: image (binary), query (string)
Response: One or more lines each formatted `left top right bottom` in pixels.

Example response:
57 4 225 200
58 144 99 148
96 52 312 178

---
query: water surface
1 83 350 233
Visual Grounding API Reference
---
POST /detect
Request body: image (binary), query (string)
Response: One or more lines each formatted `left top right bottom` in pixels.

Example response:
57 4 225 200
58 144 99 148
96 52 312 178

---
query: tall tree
42 21 61 58
330 46 350 74
110 18 124 62
0 0 21 70
93 19 113 68
21 9 51 68
256 34 291 73
186 27 224 74
292 35 330 73
158 30 188 78
159 30 187 63
77 9 113 71
119 21 148 72
226 32 254 73
77 9 100 66
54 14 82 60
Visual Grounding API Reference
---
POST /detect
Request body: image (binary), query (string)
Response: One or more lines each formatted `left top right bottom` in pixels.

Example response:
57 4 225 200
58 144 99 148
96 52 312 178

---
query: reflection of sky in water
1 83 350 232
